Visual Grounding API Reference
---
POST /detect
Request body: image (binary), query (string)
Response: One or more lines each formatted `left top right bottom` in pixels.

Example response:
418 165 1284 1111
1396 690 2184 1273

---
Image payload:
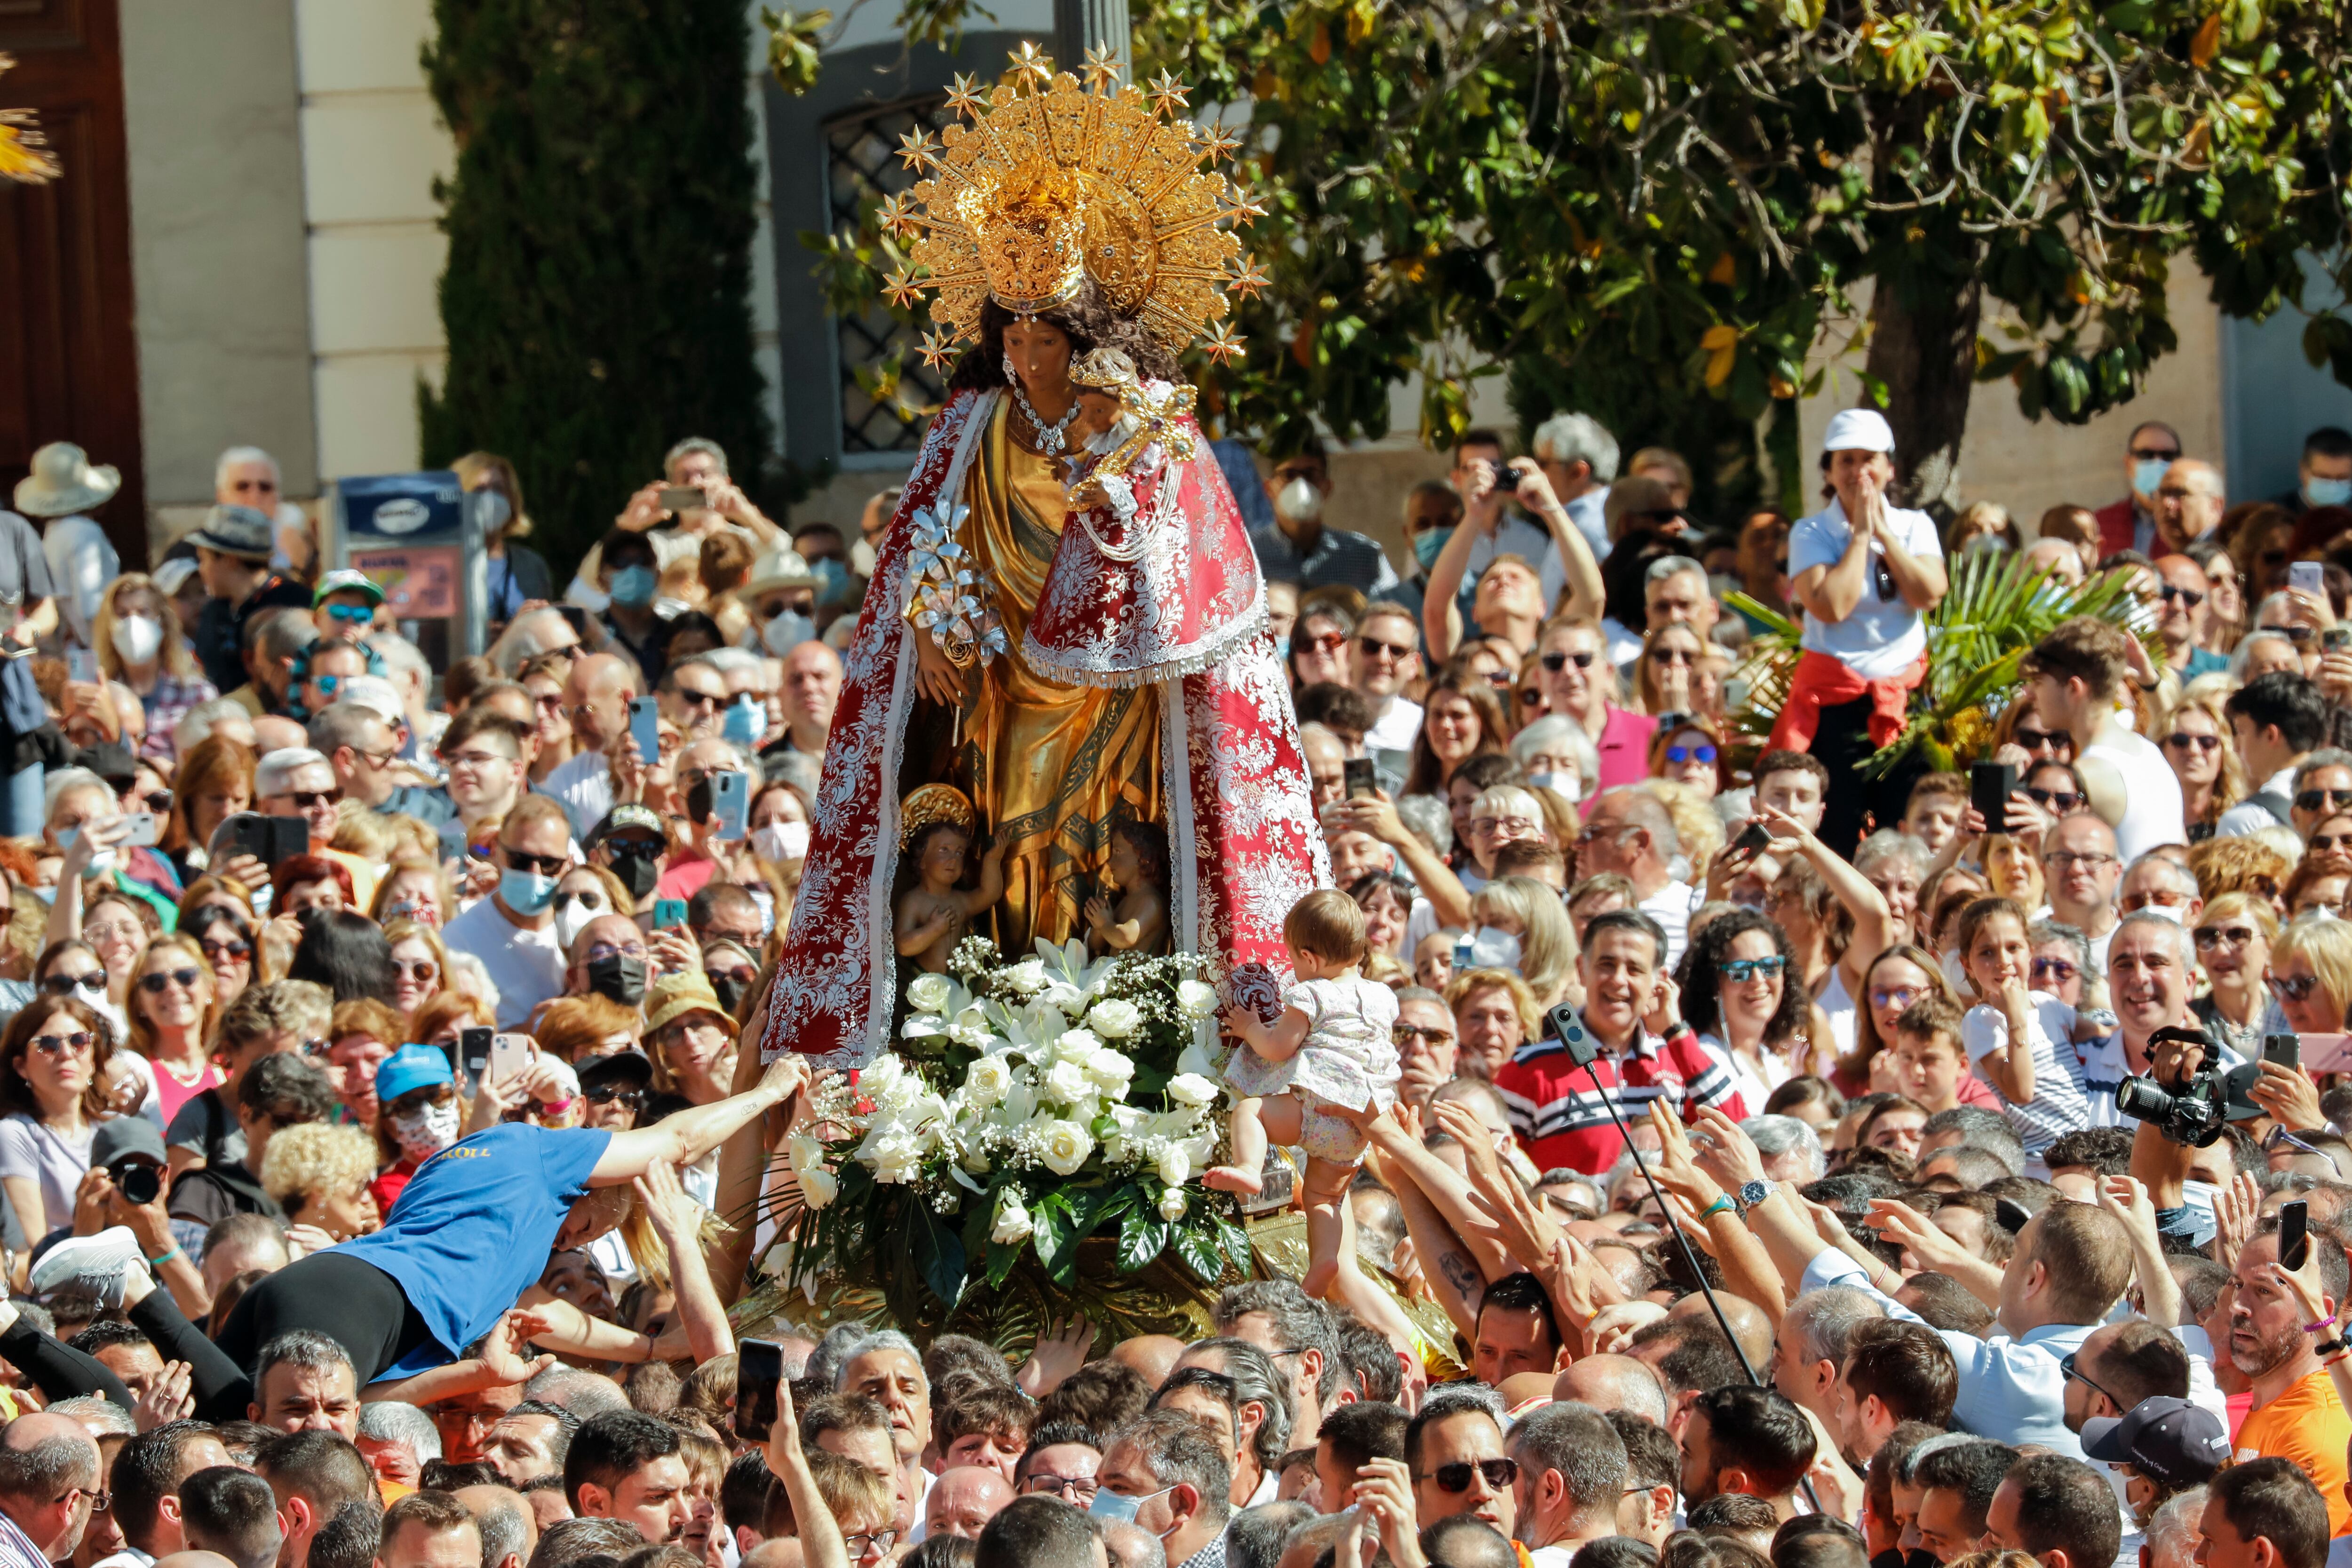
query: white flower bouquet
784 935 1253 1312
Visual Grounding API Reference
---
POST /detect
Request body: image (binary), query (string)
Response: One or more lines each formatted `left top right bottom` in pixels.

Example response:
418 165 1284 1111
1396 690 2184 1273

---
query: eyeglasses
2163 732 2221 753
584 1083 645 1108
503 848 568 876
54 1488 109 1514
393 959 439 981
1647 646 1696 666
1666 744 1718 764
2014 726 2073 750
1470 816 1540 837
1869 985 1923 1011
1022 1474 1100 1502
300 1037 330 1058
2030 957 2078 984
843 1534 898 1556
1359 636 1414 661
347 747 399 768
2266 1124 2328 1160
28 1032 95 1057
276 790 340 809
2129 445 2182 463
324 603 373 625
587 942 651 963
1540 650 1596 672
1302 631 1348 655
445 749 516 771
1421 1458 1518 1494
2298 789 2352 811
2266 624 2317 645
2059 1351 2119 1406
2043 850 2117 869
1721 956 1787 982
2158 584 2206 607
2121 891 2191 911
2026 787 2087 812
1393 1023 1456 1046
2270 974 2324 1002
2312 834 2352 854
40 972 105 998
2193 925 2257 951
137 967 203 995
674 689 724 712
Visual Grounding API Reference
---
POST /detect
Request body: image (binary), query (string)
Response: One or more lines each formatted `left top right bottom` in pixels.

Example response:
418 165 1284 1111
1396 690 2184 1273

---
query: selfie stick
1550 1007 1825 1510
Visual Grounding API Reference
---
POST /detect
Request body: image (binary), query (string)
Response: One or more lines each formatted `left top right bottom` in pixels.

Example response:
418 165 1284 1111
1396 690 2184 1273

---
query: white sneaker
29 1227 141 1310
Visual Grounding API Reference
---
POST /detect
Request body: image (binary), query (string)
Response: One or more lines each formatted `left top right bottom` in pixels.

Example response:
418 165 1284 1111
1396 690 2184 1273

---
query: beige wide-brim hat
734 547 819 603
15 442 121 518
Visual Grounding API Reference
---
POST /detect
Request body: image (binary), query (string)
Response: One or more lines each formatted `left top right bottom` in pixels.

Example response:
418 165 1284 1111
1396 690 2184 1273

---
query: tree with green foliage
800 0 2352 516
421 0 773 573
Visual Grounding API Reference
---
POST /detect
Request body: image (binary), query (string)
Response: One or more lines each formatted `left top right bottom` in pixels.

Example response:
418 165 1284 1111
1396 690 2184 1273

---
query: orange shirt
2235 1369 2352 1536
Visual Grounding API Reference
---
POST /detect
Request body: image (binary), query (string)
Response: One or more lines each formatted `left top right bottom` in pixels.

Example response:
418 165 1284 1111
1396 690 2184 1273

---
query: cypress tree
419 0 773 576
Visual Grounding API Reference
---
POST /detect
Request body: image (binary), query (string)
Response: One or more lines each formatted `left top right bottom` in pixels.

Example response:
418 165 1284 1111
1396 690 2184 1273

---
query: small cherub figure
1204 889 1400 1297
895 817 1008 974
1084 819 1170 956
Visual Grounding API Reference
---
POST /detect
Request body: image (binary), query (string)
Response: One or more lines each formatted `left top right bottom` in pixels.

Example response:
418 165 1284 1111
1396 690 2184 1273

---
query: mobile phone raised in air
65 648 96 684
2291 561 2327 599
1343 758 1377 799
629 698 660 766
2265 1033 2303 1074
654 899 689 931
1970 761 2018 828
122 813 159 848
460 1027 494 1091
1733 821 1772 858
2283 1198 2311 1271
735 1338 786 1444
712 770 749 840
489 1032 532 1088
659 486 706 514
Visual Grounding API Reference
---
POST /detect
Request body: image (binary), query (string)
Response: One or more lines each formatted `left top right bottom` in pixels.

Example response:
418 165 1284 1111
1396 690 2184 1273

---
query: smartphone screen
735 1338 785 1443
1343 758 1376 799
2283 1199 2311 1271
65 648 96 684
629 698 661 766
713 771 749 840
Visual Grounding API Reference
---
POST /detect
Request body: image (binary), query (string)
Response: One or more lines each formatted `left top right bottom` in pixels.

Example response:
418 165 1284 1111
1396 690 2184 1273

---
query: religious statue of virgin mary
760 51 1328 1067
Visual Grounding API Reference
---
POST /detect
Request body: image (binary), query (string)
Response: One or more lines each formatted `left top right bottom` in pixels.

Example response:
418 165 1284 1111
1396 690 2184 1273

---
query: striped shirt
1494 1017 1752 1174
0 1499 57 1568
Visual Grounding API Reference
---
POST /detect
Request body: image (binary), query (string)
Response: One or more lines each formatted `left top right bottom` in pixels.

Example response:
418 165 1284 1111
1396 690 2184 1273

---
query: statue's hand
914 632 969 707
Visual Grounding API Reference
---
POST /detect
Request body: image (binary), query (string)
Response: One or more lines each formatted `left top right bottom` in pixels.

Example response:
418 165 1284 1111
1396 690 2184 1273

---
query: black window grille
826 96 954 454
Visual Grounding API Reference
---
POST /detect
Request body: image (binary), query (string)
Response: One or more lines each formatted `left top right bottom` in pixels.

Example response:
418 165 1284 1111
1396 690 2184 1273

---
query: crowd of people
0 391 2346 1568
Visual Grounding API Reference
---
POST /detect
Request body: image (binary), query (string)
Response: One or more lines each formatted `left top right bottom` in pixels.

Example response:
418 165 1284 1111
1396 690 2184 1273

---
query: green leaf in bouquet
1215 1210 1254 1275
1094 1182 1140 1230
913 1200 967 1309
985 1237 1021 1291
1118 1204 1172 1272
961 1194 993 1262
1169 1217 1228 1285
1032 1191 1080 1282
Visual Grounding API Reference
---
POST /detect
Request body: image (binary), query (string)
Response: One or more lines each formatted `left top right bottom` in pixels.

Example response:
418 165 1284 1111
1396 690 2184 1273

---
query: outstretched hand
1017 1315 1094 1399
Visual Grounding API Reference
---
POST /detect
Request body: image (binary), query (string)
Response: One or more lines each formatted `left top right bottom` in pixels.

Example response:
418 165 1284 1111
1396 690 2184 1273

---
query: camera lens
113 1161 160 1207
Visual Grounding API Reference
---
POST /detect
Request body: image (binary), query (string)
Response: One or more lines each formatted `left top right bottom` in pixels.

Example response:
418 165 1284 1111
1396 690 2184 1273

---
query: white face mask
553 893 601 952
2131 902 2186 925
1527 769 1581 801
761 610 814 657
389 1100 460 1160
1468 927 1523 971
754 821 808 863
110 614 164 665
1276 476 1325 525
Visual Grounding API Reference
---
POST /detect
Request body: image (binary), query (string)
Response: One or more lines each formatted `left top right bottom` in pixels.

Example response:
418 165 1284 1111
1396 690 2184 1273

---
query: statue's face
1002 319 1074 394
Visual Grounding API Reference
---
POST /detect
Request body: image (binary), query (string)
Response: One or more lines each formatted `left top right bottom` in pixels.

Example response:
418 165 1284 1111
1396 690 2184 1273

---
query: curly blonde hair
260 1122 378 1212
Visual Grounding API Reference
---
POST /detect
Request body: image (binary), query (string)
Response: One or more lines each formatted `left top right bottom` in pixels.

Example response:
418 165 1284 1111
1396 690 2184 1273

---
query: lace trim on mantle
1019 597 1271 691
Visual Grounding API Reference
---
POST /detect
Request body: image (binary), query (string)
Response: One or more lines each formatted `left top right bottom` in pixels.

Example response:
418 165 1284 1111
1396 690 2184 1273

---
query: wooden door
0 0 144 567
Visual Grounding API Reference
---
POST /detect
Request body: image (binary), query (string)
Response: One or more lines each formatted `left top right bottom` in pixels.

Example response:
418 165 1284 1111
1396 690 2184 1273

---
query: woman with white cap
1767 408 1948 853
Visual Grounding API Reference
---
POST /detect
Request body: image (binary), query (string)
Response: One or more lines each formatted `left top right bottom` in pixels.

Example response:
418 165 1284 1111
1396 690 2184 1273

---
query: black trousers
207 1251 434 1415
1811 694 1928 861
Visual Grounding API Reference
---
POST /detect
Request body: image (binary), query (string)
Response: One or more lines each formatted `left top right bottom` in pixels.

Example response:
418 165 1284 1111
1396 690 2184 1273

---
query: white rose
1157 1143 1192 1188
1052 1028 1104 1068
906 973 953 1012
1087 1049 1136 1094
1088 998 1143 1038
866 1134 924 1184
1158 1185 1189 1222
786 1133 826 1174
1003 958 1048 995
963 1055 1012 1107
1166 1073 1219 1108
901 1015 946 1039
800 1166 840 1209
1043 1060 1098 1108
1177 979 1219 1018
859 1055 905 1097
1041 982 1087 1014
1038 1119 1097 1176
991 1190 1034 1246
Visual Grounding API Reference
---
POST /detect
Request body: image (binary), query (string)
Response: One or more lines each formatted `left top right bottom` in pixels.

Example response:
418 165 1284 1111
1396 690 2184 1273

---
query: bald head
1109 1336 1187 1388
453 1483 539 1568
1667 1291 1772 1370
1100 1518 1168 1568
1550 1354 1667 1424
568 653 635 705
0 1414 103 1560
926 1467 1014 1541
151 1554 240 1568
569 912 640 972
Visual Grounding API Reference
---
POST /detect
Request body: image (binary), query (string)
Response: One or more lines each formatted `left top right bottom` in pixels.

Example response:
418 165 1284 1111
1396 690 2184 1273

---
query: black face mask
709 973 749 1015
606 847 661 899
585 954 648 1008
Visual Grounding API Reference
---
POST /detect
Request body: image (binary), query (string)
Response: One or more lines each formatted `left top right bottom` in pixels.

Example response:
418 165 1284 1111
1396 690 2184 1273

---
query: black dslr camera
2113 1027 2292 1147
109 1156 162 1207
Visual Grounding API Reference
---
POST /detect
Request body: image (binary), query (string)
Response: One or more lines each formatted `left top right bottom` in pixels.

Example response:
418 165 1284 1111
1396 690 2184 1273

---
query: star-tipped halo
884 267 928 310
1224 180 1268 223
1145 69 1191 116
1201 321 1246 364
1080 45 1122 92
1198 123 1244 163
1008 41 1054 89
876 191 920 238
917 329 961 370
945 72 989 118
1228 255 1271 300
895 126 940 171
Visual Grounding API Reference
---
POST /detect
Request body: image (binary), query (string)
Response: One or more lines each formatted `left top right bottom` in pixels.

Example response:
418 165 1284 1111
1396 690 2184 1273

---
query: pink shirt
1593 705 1657 791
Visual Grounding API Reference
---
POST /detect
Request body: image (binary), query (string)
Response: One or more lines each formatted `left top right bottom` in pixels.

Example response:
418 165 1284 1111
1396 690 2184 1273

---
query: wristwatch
1738 1180 1771 1211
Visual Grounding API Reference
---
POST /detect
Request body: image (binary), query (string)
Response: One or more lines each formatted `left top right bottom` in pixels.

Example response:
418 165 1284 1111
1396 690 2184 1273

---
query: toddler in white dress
1206 889 1400 1294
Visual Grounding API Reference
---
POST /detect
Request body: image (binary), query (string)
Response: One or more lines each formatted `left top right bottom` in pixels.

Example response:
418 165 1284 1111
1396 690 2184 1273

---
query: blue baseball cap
377 1042 454 1104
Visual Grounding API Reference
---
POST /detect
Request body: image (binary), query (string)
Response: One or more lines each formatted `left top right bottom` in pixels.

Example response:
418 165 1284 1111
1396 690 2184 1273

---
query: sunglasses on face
584 1084 644 1108
28 1031 94 1057
1540 650 1596 672
2299 789 2352 812
2265 624 2316 644
1721 956 1787 982
2031 957 2078 983
1869 986 1923 1011
2311 834 2352 854
1647 646 1696 666
393 959 439 981
1422 1458 1518 1494
40 972 105 998
675 689 723 712
2059 1351 2120 1405
325 603 373 626
137 967 203 995
2164 732 2220 753
2158 584 2206 607
2015 726 2072 750
2026 786 2086 812
1360 636 1414 660
504 848 568 876
1666 744 1718 764
2269 973 2323 1001
2130 446 2181 463
1393 1024 1455 1045
281 790 340 809
1301 631 1348 655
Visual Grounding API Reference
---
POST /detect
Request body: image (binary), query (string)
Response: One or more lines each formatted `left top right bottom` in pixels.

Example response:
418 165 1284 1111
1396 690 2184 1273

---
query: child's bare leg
1300 1154 1359 1298
1206 1094 1301 1195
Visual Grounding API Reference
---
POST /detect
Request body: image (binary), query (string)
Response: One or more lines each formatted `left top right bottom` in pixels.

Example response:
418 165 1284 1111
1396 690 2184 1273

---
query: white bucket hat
15 442 121 518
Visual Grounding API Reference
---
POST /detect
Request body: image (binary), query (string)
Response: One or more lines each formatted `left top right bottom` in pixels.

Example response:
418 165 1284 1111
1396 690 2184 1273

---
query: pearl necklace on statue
1007 364 1079 455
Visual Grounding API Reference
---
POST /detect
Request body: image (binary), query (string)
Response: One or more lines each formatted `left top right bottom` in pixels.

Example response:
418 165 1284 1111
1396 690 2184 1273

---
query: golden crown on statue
878 47 1268 371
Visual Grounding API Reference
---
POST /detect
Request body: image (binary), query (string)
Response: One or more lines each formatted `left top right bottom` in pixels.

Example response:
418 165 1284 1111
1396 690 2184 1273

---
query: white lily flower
1166 1073 1219 1108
